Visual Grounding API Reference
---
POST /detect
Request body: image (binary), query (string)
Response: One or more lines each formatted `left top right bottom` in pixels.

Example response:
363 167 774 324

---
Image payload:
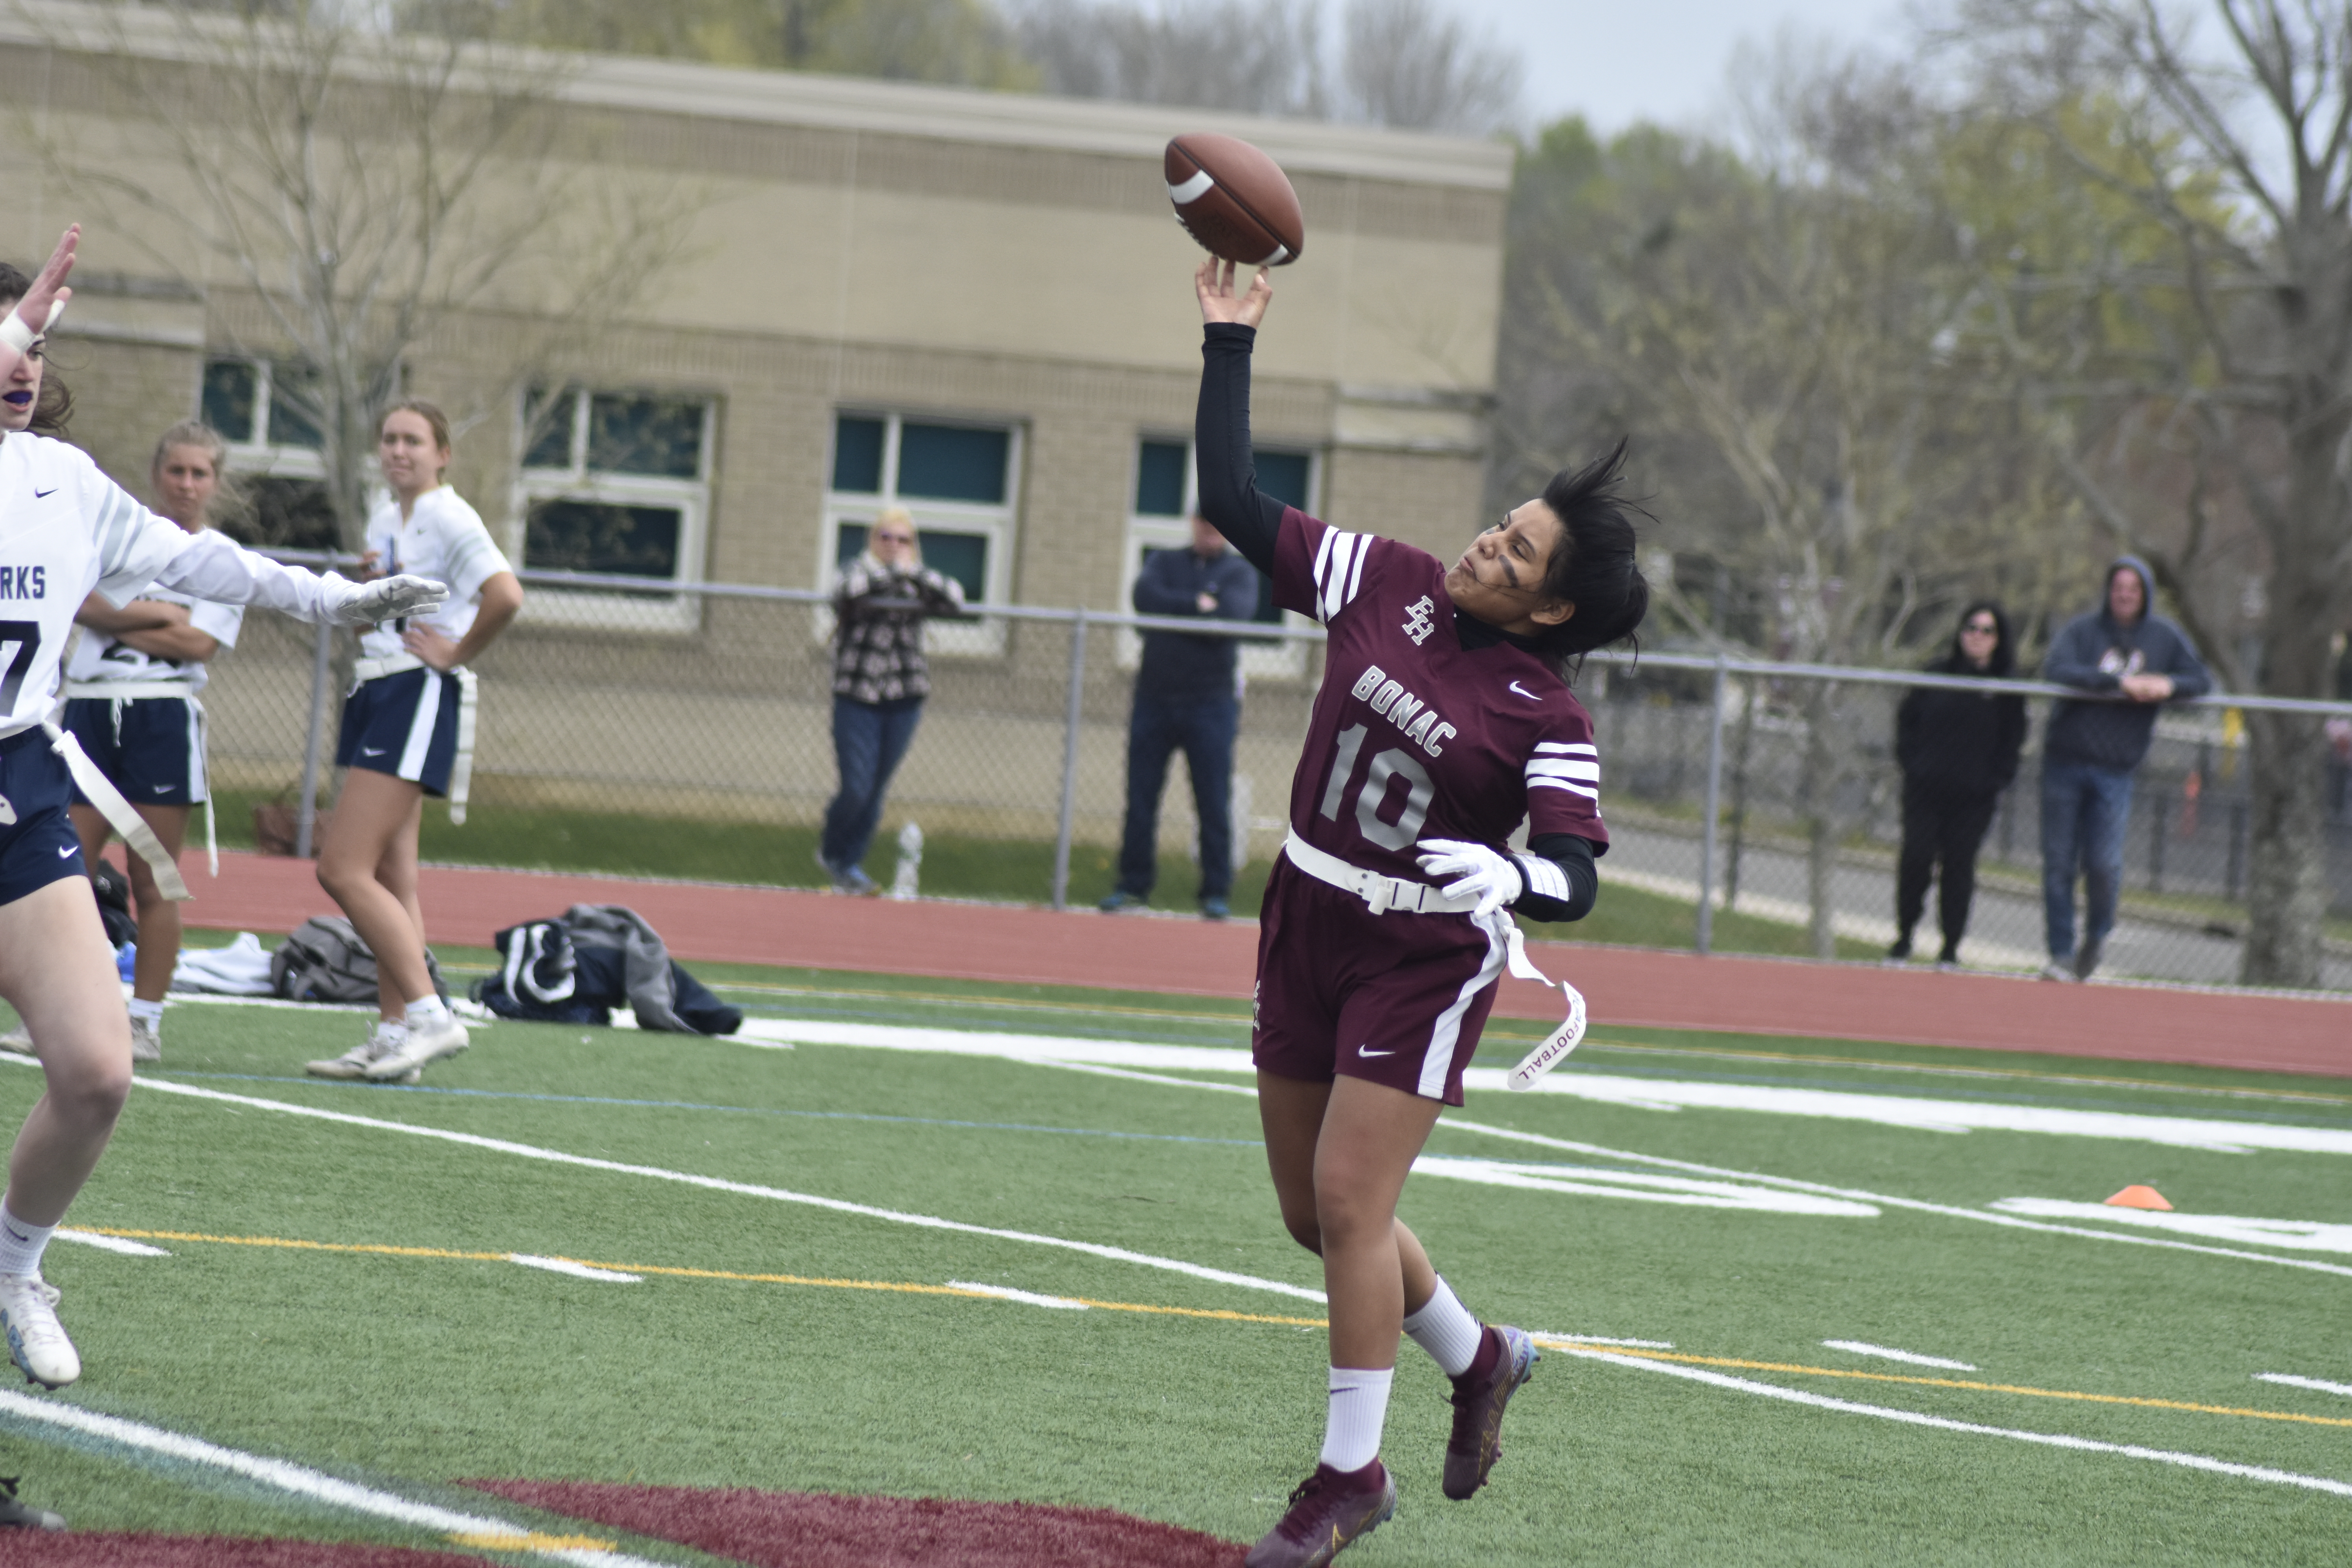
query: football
1165 133 1305 267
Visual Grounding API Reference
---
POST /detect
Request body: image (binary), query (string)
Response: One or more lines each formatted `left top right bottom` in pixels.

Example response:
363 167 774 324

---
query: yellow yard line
80 1227 1329 1329
1564 1345 2352 1429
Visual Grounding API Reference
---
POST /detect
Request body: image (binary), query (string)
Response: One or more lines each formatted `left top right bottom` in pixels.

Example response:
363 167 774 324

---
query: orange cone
2105 1185 2172 1211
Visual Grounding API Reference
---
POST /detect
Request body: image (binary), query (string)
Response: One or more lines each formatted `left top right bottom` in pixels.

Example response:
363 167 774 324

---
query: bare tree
1337 0 1521 134
1957 0 2352 985
1011 0 1324 118
18 0 697 551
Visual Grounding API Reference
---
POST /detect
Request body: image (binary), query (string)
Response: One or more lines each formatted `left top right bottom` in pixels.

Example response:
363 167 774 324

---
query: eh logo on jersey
1349 663 1457 759
0 566 47 600
1399 594 1437 646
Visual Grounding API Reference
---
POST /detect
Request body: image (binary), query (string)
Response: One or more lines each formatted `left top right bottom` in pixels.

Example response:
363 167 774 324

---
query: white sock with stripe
1402 1276 1483 1378
0 1205 56 1278
403 996 452 1033
1318 1366 1393 1472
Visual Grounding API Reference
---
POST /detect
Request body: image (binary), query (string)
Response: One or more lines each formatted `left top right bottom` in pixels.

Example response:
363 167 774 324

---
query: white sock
1318 1366 1393 1473
127 998 163 1029
403 996 451 1033
0 1205 56 1278
1403 1276 1484 1378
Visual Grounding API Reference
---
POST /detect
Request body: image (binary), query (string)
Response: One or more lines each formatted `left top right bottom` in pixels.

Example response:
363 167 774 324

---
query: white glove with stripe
332 573 450 626
1414 838 1523 918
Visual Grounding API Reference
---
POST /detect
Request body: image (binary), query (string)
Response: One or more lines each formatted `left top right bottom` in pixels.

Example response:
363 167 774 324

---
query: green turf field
0 946 2348 1564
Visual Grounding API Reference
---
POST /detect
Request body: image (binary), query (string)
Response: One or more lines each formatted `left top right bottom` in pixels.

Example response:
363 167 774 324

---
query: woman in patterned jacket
819 506 964 894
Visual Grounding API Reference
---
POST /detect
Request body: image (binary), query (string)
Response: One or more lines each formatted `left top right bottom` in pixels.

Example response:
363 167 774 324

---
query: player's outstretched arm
145 529 446 626
1192 265 1283 575
0 225 75 385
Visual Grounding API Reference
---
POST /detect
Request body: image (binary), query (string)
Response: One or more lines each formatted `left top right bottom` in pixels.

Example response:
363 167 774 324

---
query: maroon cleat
1244 1459 1396 1568
1443 1323 1539 1500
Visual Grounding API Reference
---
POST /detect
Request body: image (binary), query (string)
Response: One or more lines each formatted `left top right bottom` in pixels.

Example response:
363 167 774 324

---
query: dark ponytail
0 262 74 438
1531 437 1650 675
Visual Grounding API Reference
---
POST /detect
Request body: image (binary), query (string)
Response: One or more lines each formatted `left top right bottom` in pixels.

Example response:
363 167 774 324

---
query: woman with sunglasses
818 506 964 894
1889 601 2027 968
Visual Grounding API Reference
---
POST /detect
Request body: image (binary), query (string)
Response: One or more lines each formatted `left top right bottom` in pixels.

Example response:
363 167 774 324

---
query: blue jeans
1117 691 1239 902
2040 759 2135 961
821 695 924 873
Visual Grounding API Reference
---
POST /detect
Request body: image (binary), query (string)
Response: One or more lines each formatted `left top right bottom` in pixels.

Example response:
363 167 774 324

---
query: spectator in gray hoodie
2038 556 2211 981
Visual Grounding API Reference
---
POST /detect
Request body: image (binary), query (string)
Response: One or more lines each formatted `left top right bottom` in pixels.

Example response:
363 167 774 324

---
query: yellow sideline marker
1559 1344 2352 1430
448 1532 617 1552
85 1227 2344 1431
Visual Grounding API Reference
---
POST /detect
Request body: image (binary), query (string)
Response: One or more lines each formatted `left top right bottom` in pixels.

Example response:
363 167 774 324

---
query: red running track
173 849 2352 1079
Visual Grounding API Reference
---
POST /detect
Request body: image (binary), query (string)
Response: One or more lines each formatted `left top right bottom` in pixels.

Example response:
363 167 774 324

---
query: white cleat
364 1016 468 1081
128 1014 160 1064
0 1276 80 1390
307 1023 419 1085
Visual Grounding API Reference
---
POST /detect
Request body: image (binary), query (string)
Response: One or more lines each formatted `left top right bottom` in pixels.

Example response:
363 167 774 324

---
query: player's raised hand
0 225 77 377
1195 257 1273 328
332 573 448 626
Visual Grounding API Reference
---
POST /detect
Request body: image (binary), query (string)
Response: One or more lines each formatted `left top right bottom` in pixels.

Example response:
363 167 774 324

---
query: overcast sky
1447 0 1918 134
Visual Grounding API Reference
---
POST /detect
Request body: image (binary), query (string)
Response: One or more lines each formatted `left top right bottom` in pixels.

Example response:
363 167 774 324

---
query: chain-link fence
198 560 2352 990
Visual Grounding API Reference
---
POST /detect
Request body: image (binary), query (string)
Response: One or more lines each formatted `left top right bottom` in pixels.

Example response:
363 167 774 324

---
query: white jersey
63 573 244 695
0 432 198 732
358 487 510 662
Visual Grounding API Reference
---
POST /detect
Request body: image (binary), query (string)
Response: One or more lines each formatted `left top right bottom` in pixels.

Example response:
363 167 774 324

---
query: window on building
824 412 1020 655
203 359 334 549
516 386 716 630
1122 436 1317 680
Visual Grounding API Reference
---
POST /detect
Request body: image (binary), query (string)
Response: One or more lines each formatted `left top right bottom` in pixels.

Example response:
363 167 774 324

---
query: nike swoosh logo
56 845 76 858
1357 1046 1397 1058
32 488 56 499
1509 681 1541 700
151 784 173 793
360 747 387 757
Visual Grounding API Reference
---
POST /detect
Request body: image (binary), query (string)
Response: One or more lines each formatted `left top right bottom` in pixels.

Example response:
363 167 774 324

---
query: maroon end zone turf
0 1538 486 1566
463 1481 1243 1568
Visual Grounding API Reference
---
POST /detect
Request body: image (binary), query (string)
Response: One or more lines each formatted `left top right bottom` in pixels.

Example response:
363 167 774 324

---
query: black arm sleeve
1515 833 1600 923
1195 323 1285 575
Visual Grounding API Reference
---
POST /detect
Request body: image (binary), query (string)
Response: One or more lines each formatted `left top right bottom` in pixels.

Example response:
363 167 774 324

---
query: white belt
351 656 478 825
1281 827 1587 1089
53 683 219 883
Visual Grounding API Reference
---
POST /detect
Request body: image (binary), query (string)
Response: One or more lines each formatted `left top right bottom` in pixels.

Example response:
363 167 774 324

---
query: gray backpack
270 916 444 1004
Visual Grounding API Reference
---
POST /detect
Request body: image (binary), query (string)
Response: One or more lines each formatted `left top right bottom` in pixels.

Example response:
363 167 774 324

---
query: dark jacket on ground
1896 600 2029 799
2042 556 2212 772
1132 543 1260 701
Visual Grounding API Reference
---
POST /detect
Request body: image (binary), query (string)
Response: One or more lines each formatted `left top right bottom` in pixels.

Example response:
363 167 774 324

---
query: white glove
332 573 449 626
1414 837 1522 918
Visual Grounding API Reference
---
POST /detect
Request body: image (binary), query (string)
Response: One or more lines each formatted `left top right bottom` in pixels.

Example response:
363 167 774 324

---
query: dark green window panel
832 417 884 493
201 361 257 445
1256 450 1311 510
268 363 323 450
522 388 575 470
526 499 681 578
1134 441 1187 515
587 394 702 478
897 423 1007 503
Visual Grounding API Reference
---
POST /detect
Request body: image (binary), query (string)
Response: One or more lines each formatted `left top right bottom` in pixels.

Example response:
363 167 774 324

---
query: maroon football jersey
1274 507 1607 884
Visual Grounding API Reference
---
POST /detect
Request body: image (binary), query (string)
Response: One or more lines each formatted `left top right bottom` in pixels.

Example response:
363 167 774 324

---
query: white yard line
2256 1373 2352 1399
508 1255 641 1283
41 1063 1327 1306
1821 1340 1978 1371
947 1280 1090 1310
55 1229 169 1257
1556 1347 2352 1500
0 1388 664 1564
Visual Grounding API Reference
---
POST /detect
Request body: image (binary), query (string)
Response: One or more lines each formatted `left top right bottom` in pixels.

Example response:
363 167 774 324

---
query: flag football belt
350 655 479 826
1281 826 1588 1090
59 681 219 880
0 719 194 903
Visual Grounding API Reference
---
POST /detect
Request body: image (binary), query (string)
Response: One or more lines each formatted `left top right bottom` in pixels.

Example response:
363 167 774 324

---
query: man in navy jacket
1102 514 1260 918
2039 556 2211 980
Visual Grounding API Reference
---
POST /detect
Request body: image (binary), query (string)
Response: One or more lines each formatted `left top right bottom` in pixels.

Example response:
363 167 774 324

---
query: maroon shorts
1250 858 1510 1106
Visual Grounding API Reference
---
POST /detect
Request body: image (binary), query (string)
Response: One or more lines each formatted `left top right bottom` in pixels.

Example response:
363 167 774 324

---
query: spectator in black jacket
1100 514 1260 919
1889 601 2027 968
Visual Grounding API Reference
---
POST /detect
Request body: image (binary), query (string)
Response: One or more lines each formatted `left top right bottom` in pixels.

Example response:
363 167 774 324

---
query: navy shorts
336 667 459 796
62 695 207 808
1250 858 1510 1107
0 728 87 907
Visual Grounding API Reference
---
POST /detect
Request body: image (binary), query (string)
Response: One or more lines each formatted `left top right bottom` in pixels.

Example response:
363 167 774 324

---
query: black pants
1896 779 2000 958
